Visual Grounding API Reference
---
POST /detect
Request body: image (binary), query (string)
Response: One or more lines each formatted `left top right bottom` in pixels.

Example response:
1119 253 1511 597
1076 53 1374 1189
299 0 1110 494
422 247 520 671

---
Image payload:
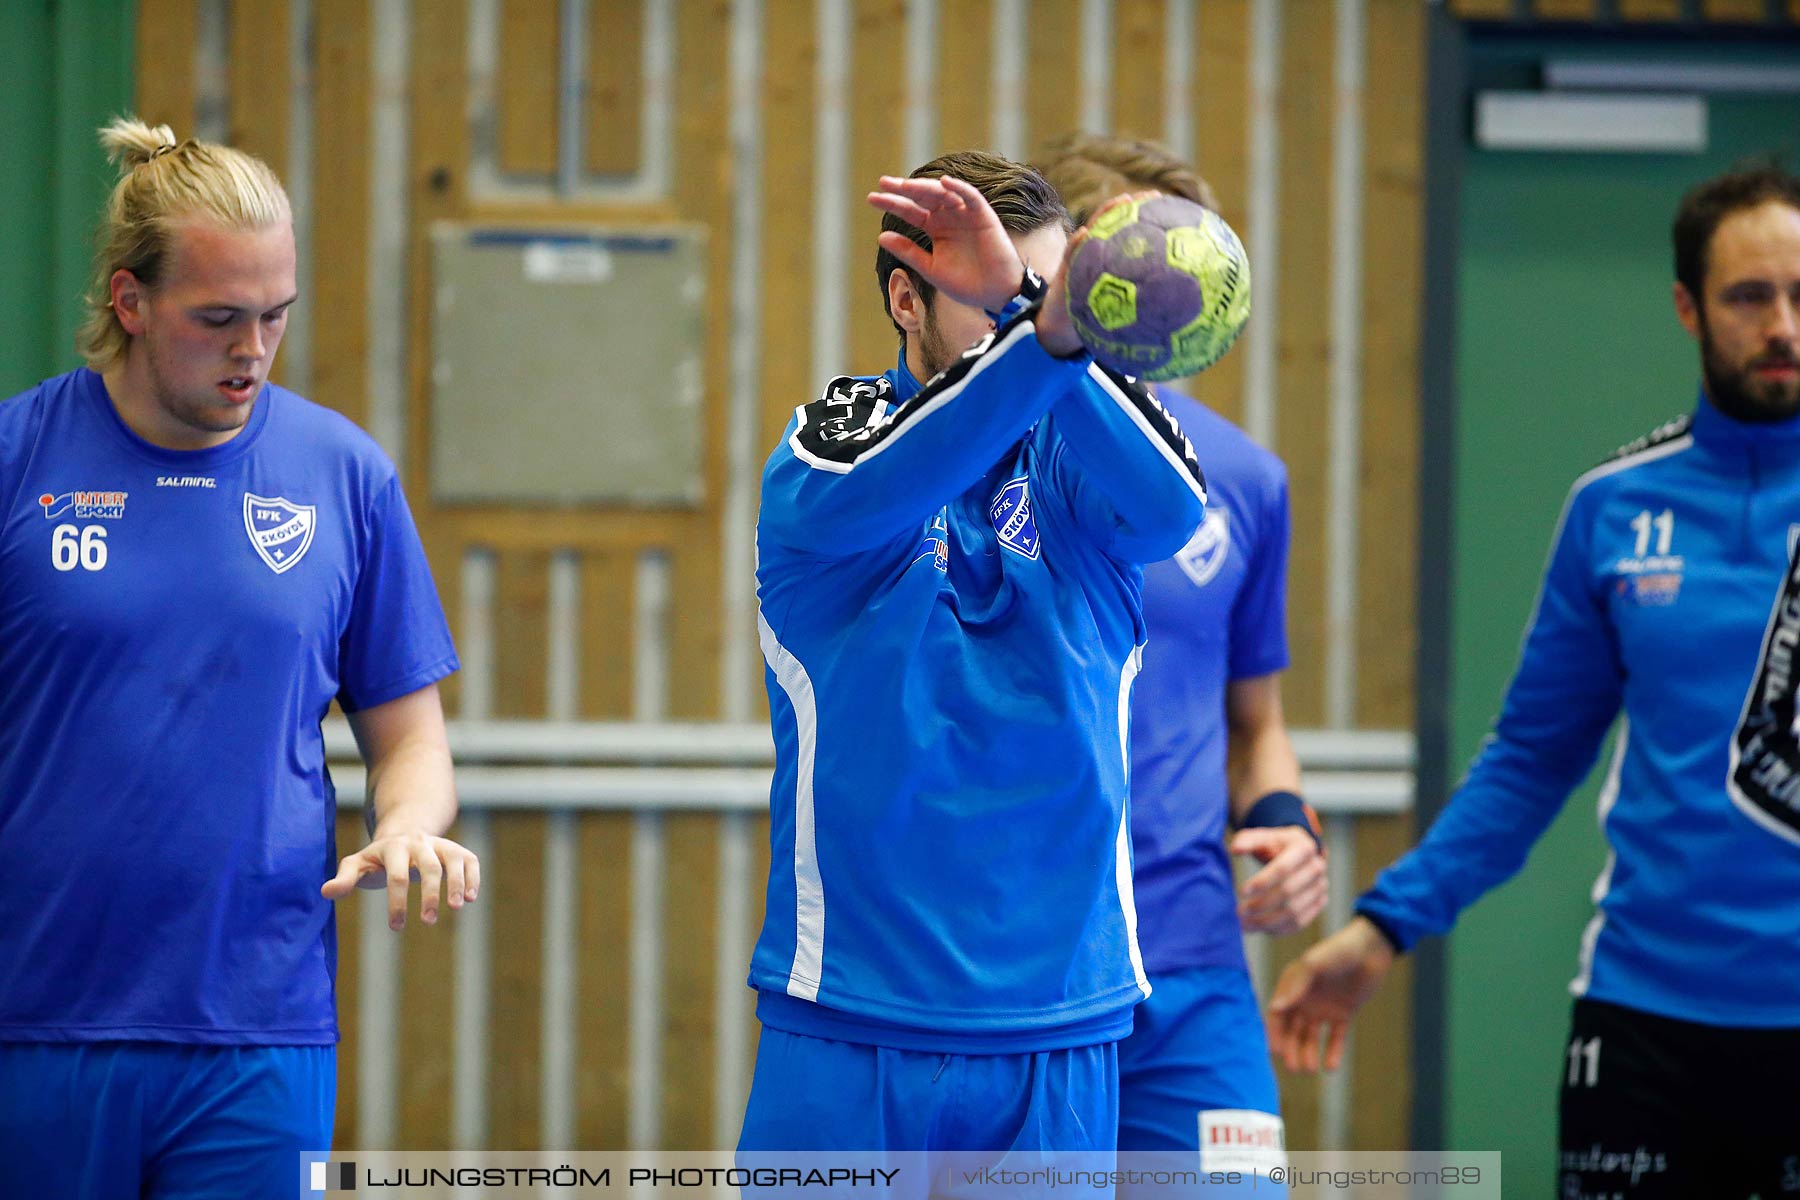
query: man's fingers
384 845 412 930
416 842 445 925
866 192 934 228
465 852 481 902
445 853 467 910
1325 1022 1350 1073
321 852 375 899
875 230 931 276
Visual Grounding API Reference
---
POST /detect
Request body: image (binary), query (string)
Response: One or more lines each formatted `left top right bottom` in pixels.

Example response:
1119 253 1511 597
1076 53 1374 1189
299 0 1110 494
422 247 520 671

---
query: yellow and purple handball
1065 192 1252 382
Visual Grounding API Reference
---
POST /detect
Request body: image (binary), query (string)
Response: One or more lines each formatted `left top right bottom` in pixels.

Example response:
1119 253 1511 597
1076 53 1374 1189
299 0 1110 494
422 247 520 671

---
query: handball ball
1065 192 1252 381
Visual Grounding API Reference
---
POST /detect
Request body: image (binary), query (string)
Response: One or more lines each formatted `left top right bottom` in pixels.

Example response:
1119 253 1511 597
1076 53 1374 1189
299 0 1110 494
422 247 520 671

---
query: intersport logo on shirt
39 490 127 520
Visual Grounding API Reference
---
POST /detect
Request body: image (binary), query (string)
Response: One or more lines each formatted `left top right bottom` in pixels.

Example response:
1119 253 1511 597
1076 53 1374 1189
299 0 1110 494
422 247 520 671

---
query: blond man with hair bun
0 117 474 1196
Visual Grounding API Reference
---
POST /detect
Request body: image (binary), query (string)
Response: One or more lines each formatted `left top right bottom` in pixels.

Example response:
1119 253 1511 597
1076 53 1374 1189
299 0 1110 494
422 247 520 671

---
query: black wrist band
985 266 1048 325
1237 789 1323 849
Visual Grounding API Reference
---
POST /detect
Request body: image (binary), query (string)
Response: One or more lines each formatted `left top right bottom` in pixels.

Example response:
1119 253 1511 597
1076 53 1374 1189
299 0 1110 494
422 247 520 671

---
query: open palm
867 174 1025 313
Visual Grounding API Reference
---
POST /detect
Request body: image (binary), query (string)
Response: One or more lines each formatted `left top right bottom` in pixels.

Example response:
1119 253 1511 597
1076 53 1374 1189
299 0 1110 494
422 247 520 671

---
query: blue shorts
1117 967 1285 1196
0 1042 334 1199
739 1027 1118 1153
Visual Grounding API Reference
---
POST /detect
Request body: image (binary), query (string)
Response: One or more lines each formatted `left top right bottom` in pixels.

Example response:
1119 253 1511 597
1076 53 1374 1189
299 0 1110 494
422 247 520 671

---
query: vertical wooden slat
1110 0 1165 141
331 809 365 1147
936 0 995 153
761 0 819 447
485 551 553 1147
405 0 468 543
498 0 560 175
1348 0 1425 1150
1450 0 1517 17
579 553 637 720
1618 0 1683 18
494 551 551 720
1702 0 1769 19
1264 26 1333 1148
1025 0 1082 156
1273 5 1334 733
576 812 635 1145
397 891 458 1147
1532 0 1598 18
311 0 371 429
486 810 548 1146
661 0 735 1146
136 0 198 133
576 549 634 1143
225 2 288 166
1188 0 1250 426
587 0 645 175
661 811 722 1146
226 1 294 386
850 0 908 375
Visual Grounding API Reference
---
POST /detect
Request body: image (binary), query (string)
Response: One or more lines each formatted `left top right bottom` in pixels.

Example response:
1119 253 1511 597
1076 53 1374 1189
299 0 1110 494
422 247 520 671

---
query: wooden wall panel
1532 0 1597 18
1190 0 1250 427
575 813 634 1145
311 0 371 429
761 0 820 447
498 0 560 175
1025 0 1082 156
579 552 637 719
397 894 458 1147
486 811 549 1147
1618 0 1684 20
850 0 909 376
135 0 197 134
936 1 995 153
1110 0 1166 142
227 2 292 388
1349 0 1427 1147
1450 0 1518 17
1266 9 1338 1143
660 812 722 1146
1702 0 1771 19
1274 1 1335 733
226 3 289 180
587 0 645 175
409 0 470 716
1359 0 1424 735
486 551 554 1147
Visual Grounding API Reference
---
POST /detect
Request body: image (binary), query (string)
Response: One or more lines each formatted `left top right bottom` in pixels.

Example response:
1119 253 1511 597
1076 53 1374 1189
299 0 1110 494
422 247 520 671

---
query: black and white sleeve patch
1086 363 1208 503
788 376 896 472
787 312 1044 476
985 266 1049 325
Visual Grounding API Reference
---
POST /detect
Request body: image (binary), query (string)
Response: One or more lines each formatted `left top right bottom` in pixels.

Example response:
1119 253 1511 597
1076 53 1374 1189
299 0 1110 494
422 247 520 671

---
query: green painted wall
0 1 136 397
1447 46 1800 1195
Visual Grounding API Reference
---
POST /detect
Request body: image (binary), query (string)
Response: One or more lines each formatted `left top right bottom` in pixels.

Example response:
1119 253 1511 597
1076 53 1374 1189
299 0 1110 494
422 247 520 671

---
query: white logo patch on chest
244 494 317 574
1175 507 1231 587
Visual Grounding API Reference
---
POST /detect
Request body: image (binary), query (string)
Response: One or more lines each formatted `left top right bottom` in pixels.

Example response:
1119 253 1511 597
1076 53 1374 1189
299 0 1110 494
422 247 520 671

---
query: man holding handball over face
738 151 1208 1158
0 119 473 1197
